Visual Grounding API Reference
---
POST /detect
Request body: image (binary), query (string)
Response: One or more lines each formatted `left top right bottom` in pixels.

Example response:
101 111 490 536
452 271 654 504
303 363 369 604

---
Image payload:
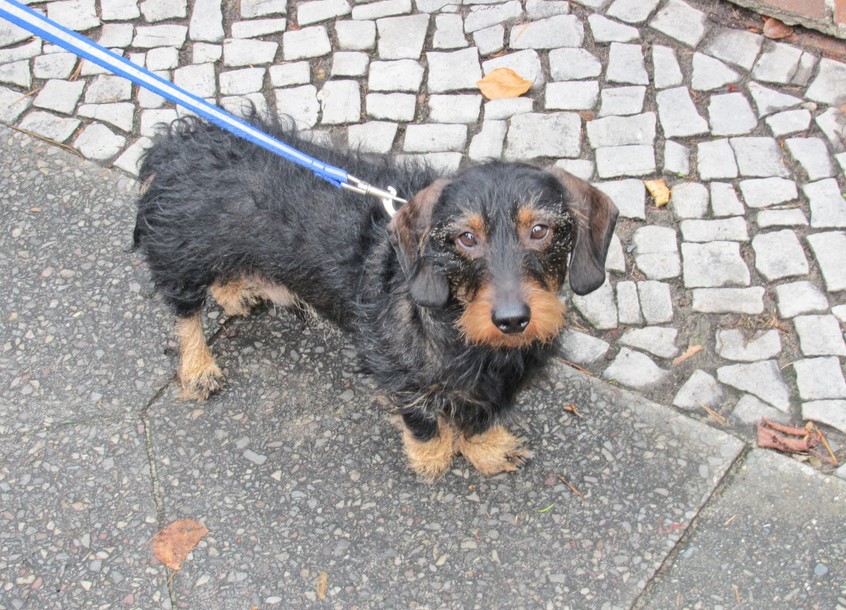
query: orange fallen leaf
151 519 208 571
644 178 671 207
477 68 532 100
763 17 792 39
316 571 329 600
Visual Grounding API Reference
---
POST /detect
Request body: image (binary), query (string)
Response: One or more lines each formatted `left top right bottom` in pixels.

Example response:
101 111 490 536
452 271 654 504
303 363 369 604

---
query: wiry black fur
134 114 617 446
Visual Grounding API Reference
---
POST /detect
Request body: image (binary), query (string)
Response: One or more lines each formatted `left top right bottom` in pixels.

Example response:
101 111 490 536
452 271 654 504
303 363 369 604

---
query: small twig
555 357 593 376
723 514 736 526
558 475 585 504
733 584 741 604
9 126 83 157
563 402 583 418
816 427 839 466
698 401 727 426
672 344 702 366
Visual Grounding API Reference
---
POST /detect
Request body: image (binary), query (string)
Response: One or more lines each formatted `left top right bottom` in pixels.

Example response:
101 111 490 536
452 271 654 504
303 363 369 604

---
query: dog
133 114 618 481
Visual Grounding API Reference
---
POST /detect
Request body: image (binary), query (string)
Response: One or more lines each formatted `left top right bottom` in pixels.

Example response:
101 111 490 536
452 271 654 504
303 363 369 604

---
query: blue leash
0 0 406 215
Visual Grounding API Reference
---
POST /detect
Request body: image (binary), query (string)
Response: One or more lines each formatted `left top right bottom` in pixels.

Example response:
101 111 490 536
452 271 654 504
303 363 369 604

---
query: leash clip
342 175 407 218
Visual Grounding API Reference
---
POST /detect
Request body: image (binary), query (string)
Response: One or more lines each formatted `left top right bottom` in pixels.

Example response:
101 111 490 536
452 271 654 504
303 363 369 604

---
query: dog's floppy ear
387 179 451 308
546 167 619 295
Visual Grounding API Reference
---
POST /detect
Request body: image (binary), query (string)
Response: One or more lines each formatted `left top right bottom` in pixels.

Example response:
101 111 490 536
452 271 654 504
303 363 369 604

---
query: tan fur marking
457 283 566 349
211 277 300 316
402 418 458 482
466 213 486 240
458 425 533 476
175 314 223 401
517 207 537 233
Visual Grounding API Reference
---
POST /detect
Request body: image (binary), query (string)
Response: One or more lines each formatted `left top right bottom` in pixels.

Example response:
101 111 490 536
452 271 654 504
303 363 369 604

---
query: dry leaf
151 519 208 571
644 178 671 207
316 571 329 600
763 17 793 39
477 68 532 100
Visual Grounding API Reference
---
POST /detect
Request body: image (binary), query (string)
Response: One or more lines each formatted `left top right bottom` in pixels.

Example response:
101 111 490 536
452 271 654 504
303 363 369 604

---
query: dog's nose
492 303 531 335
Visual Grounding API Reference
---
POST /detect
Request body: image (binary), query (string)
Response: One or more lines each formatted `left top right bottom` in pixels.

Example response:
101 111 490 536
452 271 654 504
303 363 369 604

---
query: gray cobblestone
133 25 188 48
598 86 645 117
283 26 331 60
231 18 286 38
555 159 596 182
697 139 738 180
793 358 846 401
607 0 661 23
468 120 507 161
619 327 678 359
716 329 781 362
511 15 584 48
77 103 135 133
651 45 683 89
663 141 690 177
298 0 351 25
786 138 834 181
87 75 133 104
318 80 360 125
730 137 789 178
595 179 645 219
18 111 81 142
756 208 808 228
428 48 482 92
32 53 78 80
269 62 310 87
403 124 467 152
794 315 846 357
747 81 802 117
190 0 225 42
717 360 790 410
504 112 581 160
368 60 424 92
274 85 319 128
649 0 707 47
0 39 41 65
331 51 369 77
708 93 757 136
102 0 141 20
587 113 655 148
347 121 397 154
192 42 222 63
672 182 709 219
682 242 750 288
464 0 523 33
710 183 744 217
429 95 482 123
815 108 846 153
140 0 187 21
752 229 808 281
751 41 803 84
559 329 610 365
595 145 655 178
351 0 409 20
616 281 643 325
545 81 599 111
549 48 601 81
588 15 639 43
526 0 571 19
804 179 846 228
691 287 765 314
73 123 126 160
484 98 534 120
765 109 812 137
433 14 467 49
803 400 846 435
224 38 279 66
473 25 504 56
174 63 216 98
656 87 708 138
805 58 846 105
572 276 618 329
32 79 85 115
0 86 30 123
366 93 416 121
241 0 287 17
691 53 741 91
48 0 100 30
633 226 680 279
98 24 134 48
680 218 749 242
739 177 797 208
335 20 376 50
603 348 669 389
701 26 762 71
139 108 179 136
673 370 724 411
112 136 151 174
377 15 429 60
146 47 179 70
638 281 673 324
733 394 791 423
606 42 648 85
483 50 545 90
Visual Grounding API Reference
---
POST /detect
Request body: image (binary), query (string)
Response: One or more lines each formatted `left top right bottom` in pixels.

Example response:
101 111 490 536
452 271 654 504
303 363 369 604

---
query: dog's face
388 163 618 349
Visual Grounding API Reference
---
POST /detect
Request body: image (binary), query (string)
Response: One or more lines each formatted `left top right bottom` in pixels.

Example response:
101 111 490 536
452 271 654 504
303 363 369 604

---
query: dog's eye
457 232 478 249
530 224 550 240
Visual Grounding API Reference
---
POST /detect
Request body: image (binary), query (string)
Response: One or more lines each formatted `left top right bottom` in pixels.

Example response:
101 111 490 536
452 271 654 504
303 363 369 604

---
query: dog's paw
458 426 533 476
179 363 224 401
402 423 458 483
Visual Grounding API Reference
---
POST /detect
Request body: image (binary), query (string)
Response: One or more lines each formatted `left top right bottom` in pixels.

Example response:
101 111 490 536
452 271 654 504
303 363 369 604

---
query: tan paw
179 361 224 401
402 420 458 482
458 426 533 476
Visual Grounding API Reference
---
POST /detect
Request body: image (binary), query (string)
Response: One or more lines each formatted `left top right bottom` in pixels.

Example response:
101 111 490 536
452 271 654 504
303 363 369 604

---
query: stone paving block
192 42 222 63
710 182 745 217
146 47 179 70
794 315 846 357
140 0 188 21
399 151 462 174
85 75 133 104
793 357 846 400
0 38 41 65
691 287 765 314
632 226 680 279
33 53 78 80
473 24 505 56
511 15 584 48
526 0 571 19
606 42 648 85
428 47 482 92
366 93 416 121
598 86 645 117
649 0 708 48
283 25 331 60
603 347 669 389
318 80 361 125
428 94 482 123
0 18 30 46
190 0 225 41
132 24 188 48
738 177 797 208
691 52 740 91
673 369 724 411
697 140 740 180
672 182 709 219
805 58 846 105
751 40 803 84
464 0 522 33
555 159 596 182
803 179 846 229
765 108 812 137
368 59 425 92
174 62 216 98
837 153 846 173
545 81 599 111
756 208 808 228
46 0 100 30
403 124 467 152
376 14 429 60
730 137 789 178
803 400 846 434
682 242 750 288
571 276 617 329
274 85 319 128
0 86 32 123
221 92 269 118
433 14 468 48
335 19 376 50
594 179 645 219
98 23 135 47
231 18 287 38
663 141 690 177
615 280 643 325
18 111 80 142
586 112 655 148
747 81 802 117
73 123 126 160
707 93 757 136
483 50 545 90
101 0 141 19
559 329 610 364
297 0 351 25
680 218 749 242
32 79 85 115
331 51 369 77
717 360 790 410
548 48 601 81
504 112 581 160
241 0 287 16
588 14 639 42
468 119 507 161
834 305 846 323
224 38 279 66
595 145 655 178
269 62 310 87
484 98 534 120
656 87 709 138
347 121 397 154
619 327 678 359
606 0 661 23
715 329 781 362
786 138 834 181
352 0 410 20
733 394 790 425
113 136 152 175
816 107 845 154
751 229 809 281
652 45 683 90
700 26 762 70
139 108 179 137
638 280 674 324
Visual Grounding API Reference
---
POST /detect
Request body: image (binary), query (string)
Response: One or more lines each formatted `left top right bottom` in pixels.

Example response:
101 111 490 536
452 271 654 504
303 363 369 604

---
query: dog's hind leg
210 279 263 317
457 426 533 476
175 313 224 401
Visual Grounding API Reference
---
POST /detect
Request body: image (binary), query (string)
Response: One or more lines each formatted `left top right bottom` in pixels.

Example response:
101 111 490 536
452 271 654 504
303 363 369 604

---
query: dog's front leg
400 413 458 482
175 313 224 400
457 425 533 476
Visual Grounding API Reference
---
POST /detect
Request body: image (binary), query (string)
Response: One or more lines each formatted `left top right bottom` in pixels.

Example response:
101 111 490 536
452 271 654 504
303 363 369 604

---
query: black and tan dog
133 115 618 481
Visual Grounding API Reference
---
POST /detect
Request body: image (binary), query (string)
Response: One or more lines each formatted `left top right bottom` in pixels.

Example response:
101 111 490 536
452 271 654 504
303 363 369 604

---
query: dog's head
388 162 619 349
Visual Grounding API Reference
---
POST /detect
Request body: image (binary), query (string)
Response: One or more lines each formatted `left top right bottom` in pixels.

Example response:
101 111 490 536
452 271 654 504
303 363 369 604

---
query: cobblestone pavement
2 0 845 463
